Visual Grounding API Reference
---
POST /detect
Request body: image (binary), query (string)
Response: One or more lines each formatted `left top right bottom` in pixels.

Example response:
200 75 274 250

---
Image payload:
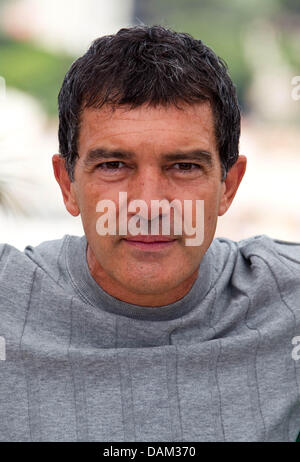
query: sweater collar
66 234 214 321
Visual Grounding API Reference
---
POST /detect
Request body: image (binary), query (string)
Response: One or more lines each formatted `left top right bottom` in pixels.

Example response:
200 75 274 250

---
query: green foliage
0 0 299 116
136 0 300 111
167 11 252 109
278 31 300 71
0 35 74 115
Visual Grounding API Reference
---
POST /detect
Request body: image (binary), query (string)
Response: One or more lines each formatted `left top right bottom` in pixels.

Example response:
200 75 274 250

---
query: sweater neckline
66 234 213 321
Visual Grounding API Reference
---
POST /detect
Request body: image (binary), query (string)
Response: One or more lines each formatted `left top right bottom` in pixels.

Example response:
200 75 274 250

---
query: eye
96 161 126 171
171 163 203 172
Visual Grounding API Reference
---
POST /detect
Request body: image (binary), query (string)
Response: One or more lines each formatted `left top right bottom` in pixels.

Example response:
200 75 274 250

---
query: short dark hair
58 25 240 182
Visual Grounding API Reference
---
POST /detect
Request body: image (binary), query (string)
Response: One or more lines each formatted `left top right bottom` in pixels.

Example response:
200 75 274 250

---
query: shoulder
0 241 35 277
236 234 300 271
0 235 78 332
0 234 72 289
23 235 70 280
212 234 300 307
213 233 300 267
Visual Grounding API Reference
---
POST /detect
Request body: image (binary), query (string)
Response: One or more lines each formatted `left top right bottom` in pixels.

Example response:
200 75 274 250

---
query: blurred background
0 0 299 250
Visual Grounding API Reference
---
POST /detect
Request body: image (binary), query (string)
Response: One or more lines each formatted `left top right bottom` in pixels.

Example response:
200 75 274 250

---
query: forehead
78 102 218 157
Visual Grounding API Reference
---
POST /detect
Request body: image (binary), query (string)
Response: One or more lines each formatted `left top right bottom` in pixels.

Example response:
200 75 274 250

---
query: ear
218 155 247 216
52 154 80 216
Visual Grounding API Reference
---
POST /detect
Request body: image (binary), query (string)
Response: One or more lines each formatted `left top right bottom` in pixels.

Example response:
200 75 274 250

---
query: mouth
122 236 177 251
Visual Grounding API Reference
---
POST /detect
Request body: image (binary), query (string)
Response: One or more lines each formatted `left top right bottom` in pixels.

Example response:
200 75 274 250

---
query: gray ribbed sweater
0 233 299 442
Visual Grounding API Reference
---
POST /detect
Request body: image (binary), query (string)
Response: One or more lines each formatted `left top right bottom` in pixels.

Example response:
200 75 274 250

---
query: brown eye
97 161 125 170
173 163 202 171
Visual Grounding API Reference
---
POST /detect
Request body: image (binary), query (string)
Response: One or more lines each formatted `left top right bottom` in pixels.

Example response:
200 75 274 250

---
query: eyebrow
162 150 213 167
83 147 213 168
83 148 134 167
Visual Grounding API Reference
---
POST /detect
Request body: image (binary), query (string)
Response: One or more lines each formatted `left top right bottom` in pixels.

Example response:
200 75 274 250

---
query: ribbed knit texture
0 234 299 441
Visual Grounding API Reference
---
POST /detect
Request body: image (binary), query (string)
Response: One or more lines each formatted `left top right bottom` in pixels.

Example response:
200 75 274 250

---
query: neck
86 244 199 307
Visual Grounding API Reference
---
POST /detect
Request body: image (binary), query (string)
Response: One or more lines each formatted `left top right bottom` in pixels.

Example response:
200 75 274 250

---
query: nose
127 166 169 221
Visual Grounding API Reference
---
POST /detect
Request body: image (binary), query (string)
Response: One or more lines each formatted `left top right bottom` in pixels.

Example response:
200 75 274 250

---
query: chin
119 272 180 295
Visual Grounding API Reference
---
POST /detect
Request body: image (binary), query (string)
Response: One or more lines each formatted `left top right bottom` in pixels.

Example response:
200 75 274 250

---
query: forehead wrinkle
82 109 213 128
79 104 217 159
80 129 215 163
84 127 212 145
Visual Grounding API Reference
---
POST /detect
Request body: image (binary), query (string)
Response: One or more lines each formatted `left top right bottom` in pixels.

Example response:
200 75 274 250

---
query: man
0 25 299 442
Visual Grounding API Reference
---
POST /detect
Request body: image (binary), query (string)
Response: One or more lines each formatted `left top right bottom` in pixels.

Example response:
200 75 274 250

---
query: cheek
77 184 103 234
189 187 219 219
82 182 105 209
205 199 219 222
199 187 221 233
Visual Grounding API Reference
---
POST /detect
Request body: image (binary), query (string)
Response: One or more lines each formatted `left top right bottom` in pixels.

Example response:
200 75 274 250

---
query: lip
124 236 176 243
122 236 177 251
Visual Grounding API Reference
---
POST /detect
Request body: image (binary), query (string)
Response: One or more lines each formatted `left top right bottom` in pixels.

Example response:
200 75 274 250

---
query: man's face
54 102 245 306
